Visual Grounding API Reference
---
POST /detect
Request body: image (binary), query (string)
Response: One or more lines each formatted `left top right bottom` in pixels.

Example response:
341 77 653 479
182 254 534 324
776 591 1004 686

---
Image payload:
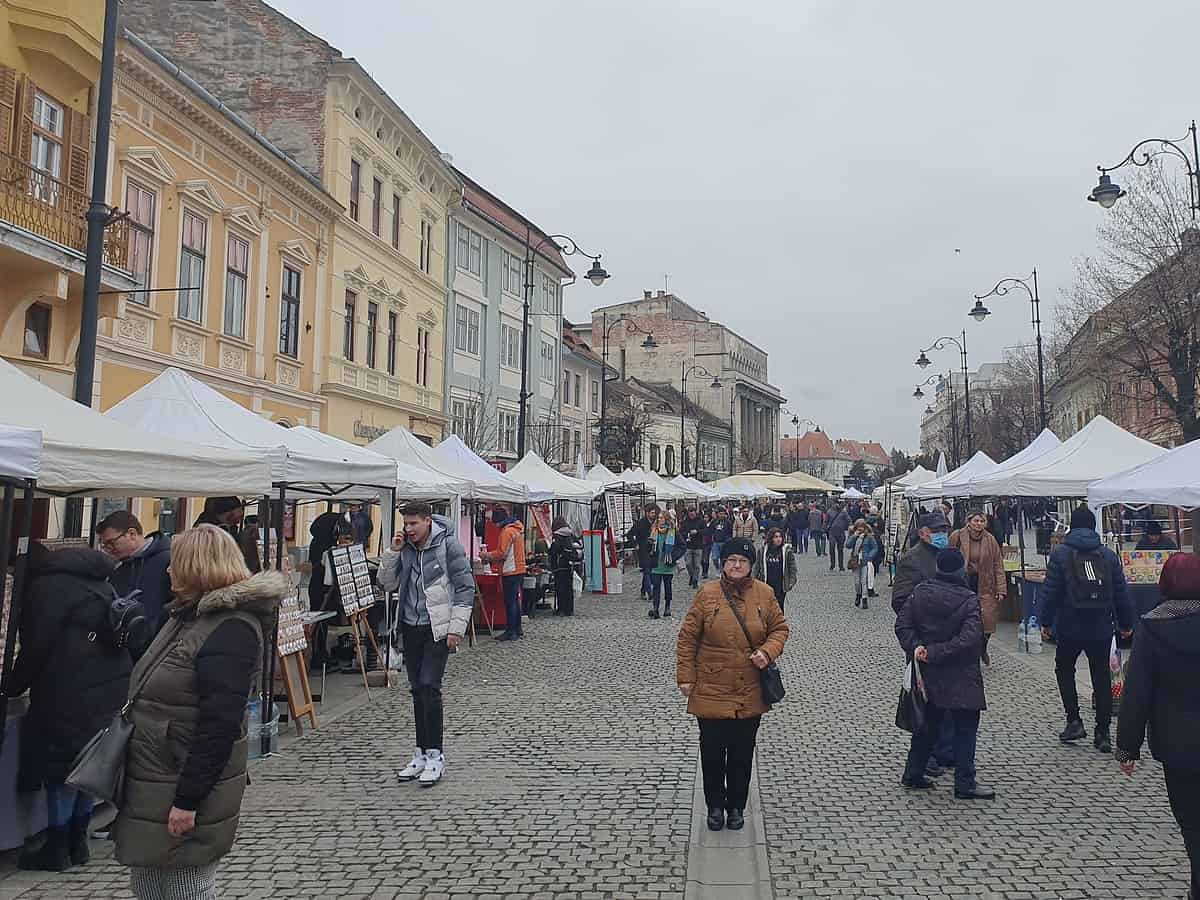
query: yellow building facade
320 60 459 445
0 0 137 394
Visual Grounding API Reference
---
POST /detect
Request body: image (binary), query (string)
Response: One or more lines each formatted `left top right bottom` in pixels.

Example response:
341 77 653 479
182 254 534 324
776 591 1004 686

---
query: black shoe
981 646 991 666
649 610 660 620
725 808 745 830
68 817 90 866
924 762 945 778
706 808 725 831
495 633 514 642
663 608 672 617
1059 719 1087 743
862 598 869 610
1094 730 1112 754
868 590 878 598
854 596 862 608
18 826 70 871
954 783 996 800
902 776 934 790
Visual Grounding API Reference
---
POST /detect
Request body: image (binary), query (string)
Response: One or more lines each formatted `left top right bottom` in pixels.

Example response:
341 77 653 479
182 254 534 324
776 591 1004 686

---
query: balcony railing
0 151 129 270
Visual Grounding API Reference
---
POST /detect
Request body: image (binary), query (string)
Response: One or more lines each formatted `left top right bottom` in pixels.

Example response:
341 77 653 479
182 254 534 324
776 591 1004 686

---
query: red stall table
475 572 508 632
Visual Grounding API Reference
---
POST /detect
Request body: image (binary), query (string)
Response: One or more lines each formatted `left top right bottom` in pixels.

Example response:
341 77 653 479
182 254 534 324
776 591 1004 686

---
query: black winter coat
5 545 132 791
680 515 706 550
895 572 986 711
892 541 939 615
626 517 655 571
1116 601 1200 771
108 532 173 644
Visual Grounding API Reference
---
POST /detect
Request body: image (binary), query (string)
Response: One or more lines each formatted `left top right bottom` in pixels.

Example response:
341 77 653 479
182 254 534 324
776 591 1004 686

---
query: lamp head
710 376 722 389
915 351 932 369
913 386 925 399
1088 172 1125 209
969 299 991 322
925 404 934 414
791 415 799 427
586 258 610 287
641 333 657 350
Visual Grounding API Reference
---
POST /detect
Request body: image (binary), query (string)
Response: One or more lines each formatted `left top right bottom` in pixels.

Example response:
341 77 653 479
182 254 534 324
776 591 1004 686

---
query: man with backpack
1040 506 1134 753
96 510 172 655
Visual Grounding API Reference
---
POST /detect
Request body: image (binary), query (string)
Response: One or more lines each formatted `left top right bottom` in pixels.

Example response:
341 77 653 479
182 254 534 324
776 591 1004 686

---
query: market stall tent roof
673 475 720 499
841 487 868 499
737 469 840 493
507 452 598 502
429 435 529 503
0 424 41 481
0 359 271 497
629 468 690 500
953 429 1061 497
891 466 936 489
105 368 391 498
585 462 619 485
291 427 455 500
706 475 786 499
367 426 472 495
969 416 1165 498
1088 437 1200 510
909 451 997 500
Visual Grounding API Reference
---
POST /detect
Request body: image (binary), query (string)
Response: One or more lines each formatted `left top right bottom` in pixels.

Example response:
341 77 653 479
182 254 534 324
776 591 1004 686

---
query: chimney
643 290 652 300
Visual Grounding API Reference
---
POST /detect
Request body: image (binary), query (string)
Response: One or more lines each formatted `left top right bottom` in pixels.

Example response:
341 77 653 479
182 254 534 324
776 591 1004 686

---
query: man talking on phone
378 501 475 787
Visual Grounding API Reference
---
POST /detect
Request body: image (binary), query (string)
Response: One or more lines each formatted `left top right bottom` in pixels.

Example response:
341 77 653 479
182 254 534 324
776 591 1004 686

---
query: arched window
665 445 675 476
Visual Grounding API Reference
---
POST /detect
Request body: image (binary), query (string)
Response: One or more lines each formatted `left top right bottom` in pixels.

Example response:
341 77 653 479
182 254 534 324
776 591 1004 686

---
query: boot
981 633 992 667
1059 718 1087 743
68 817 90 865
706 808 724 831
725 808 745 830
1094 727 1112 754
18 825 71 872
861 596 869 610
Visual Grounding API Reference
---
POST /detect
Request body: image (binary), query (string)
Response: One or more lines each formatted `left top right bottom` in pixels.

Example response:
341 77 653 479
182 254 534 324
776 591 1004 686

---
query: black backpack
1066 549 1114 609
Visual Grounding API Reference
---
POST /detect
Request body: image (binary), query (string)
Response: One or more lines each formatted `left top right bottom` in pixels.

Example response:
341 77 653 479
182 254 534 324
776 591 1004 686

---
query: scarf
720 574 751 606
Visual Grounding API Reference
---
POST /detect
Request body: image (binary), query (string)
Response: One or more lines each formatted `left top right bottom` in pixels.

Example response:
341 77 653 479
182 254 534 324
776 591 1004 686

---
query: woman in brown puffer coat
676 537 789 834
949 509 1006 664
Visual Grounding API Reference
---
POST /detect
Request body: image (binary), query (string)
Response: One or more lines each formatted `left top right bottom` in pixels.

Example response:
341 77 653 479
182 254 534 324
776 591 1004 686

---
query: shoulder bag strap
120 616 185 716
722 589 757 651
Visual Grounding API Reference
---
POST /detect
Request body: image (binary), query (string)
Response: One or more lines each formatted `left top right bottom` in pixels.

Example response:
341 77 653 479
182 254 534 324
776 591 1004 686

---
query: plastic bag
572 571 583 596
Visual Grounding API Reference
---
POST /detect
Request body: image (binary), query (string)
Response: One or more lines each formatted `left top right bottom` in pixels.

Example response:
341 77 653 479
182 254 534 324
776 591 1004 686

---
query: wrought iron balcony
0 151 129 270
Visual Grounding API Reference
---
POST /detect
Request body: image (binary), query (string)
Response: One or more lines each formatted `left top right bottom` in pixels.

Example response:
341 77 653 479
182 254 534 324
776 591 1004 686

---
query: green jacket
114 570 286 869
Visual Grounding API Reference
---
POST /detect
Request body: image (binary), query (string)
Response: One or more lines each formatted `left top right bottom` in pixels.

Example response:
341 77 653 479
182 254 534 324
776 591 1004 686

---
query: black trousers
1054 638 1112 729
401 622 450 752
698 716 761 811
829 535 845 570
554 569 575 615
1164 765 1200 896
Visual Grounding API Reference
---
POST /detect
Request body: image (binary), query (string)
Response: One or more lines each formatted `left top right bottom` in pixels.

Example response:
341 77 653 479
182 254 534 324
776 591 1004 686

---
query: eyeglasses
99 529 132 550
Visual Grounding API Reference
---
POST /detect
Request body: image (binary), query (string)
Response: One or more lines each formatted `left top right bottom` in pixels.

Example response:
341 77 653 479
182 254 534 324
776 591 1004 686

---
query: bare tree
1060 161 1200 444
970 347 1043 461
601 395 656 471
451 380 500 458
736 433 775 472
527 408 569 465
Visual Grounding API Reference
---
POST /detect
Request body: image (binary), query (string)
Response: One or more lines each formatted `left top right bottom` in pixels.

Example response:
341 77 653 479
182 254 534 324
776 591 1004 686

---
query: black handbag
723 591 786 705
895 658 928 734
66 619 181 806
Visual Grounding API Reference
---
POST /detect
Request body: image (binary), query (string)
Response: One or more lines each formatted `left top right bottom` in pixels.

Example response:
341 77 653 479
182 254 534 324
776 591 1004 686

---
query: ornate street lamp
915 333 973 456
1087 120 1200 217
971 269 1048 430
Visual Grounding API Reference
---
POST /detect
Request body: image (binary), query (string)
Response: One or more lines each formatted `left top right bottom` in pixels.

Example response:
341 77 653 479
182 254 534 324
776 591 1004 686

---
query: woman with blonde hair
113 524 288 899
649 508 684 619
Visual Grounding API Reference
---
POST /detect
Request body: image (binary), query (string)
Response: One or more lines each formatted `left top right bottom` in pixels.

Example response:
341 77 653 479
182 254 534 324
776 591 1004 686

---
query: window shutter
0 64 17 156
66 107 91 193
16 74 35 163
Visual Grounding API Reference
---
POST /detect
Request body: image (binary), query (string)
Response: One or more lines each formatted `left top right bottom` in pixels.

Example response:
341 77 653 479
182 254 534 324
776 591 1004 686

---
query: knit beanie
721 537 757 566
936 547 965 574
1069 507 1096 530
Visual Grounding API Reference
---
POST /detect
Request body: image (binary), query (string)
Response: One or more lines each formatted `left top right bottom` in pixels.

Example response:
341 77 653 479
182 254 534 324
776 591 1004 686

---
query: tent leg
260 485 285 758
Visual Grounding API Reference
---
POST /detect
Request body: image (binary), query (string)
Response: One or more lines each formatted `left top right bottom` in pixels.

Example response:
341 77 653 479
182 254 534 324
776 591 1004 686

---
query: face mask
930 532 949 549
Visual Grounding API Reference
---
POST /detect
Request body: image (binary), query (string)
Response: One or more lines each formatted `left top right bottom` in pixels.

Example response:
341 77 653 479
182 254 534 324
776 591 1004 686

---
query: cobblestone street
1 551 1191 899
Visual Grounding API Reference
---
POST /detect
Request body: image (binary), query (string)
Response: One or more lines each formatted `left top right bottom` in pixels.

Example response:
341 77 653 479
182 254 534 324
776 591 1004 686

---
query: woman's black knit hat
721 537 756 565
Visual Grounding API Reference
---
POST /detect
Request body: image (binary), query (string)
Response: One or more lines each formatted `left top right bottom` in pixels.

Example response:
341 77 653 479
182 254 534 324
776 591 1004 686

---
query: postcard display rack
329 544 387 695
275 589 318 734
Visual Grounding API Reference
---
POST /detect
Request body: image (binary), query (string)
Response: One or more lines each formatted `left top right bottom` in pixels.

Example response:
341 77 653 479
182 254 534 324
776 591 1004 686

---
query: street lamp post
519 230 610 458
916 330 973 457
970 270 1048 431
597 313 656 466
1086 120 1200 218
680 362 721 477
914 372 960 467
782 411 818 474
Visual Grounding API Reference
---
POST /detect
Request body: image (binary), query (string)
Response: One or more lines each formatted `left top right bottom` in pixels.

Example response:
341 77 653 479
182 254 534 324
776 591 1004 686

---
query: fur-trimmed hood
175 569 289 620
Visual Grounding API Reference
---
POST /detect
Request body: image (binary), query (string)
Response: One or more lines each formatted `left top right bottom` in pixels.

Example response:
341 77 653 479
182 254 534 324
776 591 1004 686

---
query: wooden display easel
348 608 384 697
277 648 318 734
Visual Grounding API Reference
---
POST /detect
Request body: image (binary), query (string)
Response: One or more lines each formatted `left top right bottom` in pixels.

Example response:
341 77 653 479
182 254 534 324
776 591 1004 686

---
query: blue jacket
1040 528 1134 641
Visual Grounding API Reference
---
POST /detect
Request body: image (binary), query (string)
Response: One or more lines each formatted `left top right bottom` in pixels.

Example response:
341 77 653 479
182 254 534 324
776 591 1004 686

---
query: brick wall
122 0 337 179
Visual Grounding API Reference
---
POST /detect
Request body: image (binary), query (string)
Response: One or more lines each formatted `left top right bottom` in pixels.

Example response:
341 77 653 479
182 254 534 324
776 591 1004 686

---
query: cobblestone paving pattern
760 551 1189 899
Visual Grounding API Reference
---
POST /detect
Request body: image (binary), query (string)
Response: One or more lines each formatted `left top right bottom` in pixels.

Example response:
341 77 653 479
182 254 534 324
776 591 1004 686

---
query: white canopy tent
105 368 392 498
969 416 1166 497
0 359 271 497
585 462 620 485
841 487 868 499
429 435 529 504
1088 437 1200 510
291 427 455 500
892 465 937 490
707 475 786 500
952 429 1061 497
0 425 41 482
506 452 598 503
936 453 948 477
673 475 720 499
614 468 689 500
908 451 998 501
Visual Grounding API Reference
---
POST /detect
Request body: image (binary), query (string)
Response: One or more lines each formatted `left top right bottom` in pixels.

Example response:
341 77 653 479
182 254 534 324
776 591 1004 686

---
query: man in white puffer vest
378 502 475 787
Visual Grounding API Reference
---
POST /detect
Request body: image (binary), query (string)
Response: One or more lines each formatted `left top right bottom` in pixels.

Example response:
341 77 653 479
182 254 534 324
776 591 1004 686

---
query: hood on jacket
135 531 172 561
187 570 289 620
28 543 114 582
553 526 576 537
504 520 525 536
1064 528 1102 552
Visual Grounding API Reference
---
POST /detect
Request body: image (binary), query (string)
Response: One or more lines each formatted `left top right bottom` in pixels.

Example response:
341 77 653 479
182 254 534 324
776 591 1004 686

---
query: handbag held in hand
895 658 928 733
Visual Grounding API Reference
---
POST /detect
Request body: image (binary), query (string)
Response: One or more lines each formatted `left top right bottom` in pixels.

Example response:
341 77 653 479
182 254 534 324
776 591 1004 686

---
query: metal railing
0 151 129 270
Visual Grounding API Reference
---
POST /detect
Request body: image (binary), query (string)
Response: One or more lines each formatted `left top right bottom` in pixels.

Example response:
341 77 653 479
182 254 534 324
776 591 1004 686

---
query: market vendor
1135 521 1178 551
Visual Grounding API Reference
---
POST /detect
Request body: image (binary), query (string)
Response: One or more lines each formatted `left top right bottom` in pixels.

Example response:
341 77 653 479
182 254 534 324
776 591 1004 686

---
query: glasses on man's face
99 529 131 550
725 557 751 567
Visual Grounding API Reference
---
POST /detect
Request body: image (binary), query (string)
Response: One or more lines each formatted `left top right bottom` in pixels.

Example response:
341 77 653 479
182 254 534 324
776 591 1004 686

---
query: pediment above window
278 239 314 267
223 206 264 235
120 147 177 187
176 179 225 214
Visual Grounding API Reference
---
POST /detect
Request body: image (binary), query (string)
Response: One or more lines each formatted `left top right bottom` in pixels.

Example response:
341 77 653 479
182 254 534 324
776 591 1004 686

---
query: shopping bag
572 571 583 596
895 658 928 733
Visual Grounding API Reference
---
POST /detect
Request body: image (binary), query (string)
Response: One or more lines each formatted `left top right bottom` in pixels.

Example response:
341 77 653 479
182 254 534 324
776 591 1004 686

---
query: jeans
1164 765 1200 897
45 783 92 828
701 545 711 577
710 542 725 570
1054 638 1112 729
401 622 450 751
685 549 704 585
812 531 826 556
829 534 845 570
651 572 673 613
903 705 981 793
795 528 809 553
698 715 761 811
501 574 523 638
855 560 875 596
641 568 653 598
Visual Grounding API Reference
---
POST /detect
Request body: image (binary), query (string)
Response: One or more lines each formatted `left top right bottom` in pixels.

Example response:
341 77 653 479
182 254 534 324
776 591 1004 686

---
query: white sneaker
418 750 444 787
397 750 426 782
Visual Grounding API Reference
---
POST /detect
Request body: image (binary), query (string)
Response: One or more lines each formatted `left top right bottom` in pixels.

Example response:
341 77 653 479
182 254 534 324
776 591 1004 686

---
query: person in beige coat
949 509 1006 664
677 537 789 833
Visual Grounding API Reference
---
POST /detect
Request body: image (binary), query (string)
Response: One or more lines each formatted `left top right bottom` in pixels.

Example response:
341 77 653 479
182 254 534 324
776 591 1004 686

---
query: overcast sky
276 0 1199 452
